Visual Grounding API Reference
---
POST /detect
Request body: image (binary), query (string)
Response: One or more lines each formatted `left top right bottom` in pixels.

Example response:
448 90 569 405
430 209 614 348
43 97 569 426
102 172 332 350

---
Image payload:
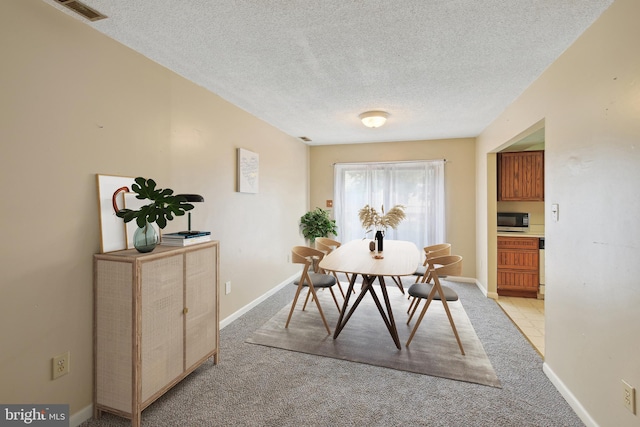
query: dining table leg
333 272 359 338
333 274 401 349
365 276 401 349
333 273 376 339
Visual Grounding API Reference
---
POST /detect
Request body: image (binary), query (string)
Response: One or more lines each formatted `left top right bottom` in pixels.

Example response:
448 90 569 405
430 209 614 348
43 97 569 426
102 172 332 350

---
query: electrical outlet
225 281 231 295
52 351 70 380
623 380 636 414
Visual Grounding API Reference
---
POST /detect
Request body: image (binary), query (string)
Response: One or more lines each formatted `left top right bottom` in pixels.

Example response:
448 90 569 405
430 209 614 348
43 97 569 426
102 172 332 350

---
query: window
333 160 445 249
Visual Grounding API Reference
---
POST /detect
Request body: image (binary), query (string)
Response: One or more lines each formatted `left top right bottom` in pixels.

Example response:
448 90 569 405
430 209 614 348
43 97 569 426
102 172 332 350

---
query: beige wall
310 138 476 277
0 0 308 419
4 0 639 425
476 0 639 425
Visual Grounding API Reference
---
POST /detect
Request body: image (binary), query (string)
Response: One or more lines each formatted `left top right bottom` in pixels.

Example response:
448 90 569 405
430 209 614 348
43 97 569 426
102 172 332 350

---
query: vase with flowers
358 204 406 252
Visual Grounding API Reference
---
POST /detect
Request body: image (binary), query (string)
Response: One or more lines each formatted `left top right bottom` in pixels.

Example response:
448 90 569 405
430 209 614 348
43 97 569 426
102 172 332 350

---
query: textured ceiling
43 0 613 145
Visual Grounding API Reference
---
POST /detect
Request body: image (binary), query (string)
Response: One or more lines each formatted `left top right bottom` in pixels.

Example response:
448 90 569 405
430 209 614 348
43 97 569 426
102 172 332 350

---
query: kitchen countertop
497 232 545 238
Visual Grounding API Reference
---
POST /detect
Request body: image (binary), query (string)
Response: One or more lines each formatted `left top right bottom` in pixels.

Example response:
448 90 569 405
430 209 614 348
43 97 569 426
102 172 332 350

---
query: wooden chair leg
307 283 331 334
329 288 341 312
302 287 312 311
407 297 421 324
436 283 465 355
285 281 305 328
406 281 465 354
406 292 435 347
407 296 417 314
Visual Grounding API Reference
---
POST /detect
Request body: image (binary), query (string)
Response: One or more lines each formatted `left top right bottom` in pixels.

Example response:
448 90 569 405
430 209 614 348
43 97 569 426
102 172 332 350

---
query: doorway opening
492 121 545 356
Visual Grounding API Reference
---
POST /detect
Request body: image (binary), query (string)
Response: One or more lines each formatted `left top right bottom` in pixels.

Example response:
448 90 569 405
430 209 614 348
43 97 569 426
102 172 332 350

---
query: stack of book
161 231 211 246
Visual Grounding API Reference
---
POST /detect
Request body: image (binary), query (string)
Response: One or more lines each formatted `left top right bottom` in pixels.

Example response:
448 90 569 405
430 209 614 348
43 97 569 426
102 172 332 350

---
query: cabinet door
140 254 184 402
498 151 544 201
497 270 540 290
184 245 218 369
497 248 539 270
497 236 540 294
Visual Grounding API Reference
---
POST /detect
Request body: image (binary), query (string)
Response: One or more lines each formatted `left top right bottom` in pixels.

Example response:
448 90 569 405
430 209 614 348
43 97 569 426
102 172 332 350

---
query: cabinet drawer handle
183 307 189 314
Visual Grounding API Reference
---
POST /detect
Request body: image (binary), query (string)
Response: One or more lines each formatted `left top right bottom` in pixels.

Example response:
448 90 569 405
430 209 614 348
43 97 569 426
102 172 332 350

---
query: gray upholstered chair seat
294 272 336 288
407 282 458 301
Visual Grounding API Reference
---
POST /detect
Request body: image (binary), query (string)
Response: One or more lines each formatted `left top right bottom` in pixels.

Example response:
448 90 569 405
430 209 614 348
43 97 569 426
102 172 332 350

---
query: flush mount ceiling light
359 111 389 128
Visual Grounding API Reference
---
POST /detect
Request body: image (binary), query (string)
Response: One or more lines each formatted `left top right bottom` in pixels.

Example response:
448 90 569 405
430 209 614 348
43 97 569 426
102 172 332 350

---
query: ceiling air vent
55 0 107 22
299 136 312 142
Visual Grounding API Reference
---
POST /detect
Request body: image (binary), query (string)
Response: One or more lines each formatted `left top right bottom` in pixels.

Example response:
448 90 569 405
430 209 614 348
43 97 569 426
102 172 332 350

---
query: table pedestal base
333 273 401 349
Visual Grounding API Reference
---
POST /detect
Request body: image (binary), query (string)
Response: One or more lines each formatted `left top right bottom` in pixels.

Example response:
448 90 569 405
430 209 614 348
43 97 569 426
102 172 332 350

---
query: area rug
246 281 501 388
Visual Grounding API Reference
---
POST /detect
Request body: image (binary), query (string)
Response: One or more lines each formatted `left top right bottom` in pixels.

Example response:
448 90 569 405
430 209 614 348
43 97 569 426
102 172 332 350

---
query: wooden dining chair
285 246 341 334
407 243 452 311
405 255 465 355
386 239 444 295
314 237 349 298
413 243 452 282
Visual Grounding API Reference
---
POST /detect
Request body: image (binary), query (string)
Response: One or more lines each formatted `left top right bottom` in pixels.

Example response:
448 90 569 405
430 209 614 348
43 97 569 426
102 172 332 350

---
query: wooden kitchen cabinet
93 241 219 427
498 150 544 201
497 236 539 298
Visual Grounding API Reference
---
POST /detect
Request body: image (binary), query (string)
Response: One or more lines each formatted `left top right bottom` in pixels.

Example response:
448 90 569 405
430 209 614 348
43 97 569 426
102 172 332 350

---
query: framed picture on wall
237 148 259 193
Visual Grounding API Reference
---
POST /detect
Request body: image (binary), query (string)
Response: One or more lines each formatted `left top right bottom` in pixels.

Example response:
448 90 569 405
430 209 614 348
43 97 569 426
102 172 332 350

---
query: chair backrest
291 246 325 264
417 243 453 282
314 241 332 254
315 237 341 253
292 246 325 273
423 243 451 264
428 255 463 278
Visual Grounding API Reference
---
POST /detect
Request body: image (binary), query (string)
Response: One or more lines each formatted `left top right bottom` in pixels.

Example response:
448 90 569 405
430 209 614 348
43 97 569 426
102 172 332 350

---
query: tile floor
496 297 545 357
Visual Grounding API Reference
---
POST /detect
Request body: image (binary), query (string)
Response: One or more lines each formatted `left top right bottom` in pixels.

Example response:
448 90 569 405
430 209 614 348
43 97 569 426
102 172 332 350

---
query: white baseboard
220 272 299 330
543 363 599 427
448 276 498 300
70 404 93 427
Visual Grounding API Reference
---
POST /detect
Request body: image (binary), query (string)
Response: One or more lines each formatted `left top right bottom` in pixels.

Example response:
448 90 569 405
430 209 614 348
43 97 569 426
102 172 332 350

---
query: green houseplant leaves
115 177 194 229
300 207 337 242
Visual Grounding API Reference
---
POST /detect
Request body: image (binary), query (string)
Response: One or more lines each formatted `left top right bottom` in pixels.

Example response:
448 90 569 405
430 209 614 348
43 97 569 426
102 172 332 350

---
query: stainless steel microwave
497 212 530 232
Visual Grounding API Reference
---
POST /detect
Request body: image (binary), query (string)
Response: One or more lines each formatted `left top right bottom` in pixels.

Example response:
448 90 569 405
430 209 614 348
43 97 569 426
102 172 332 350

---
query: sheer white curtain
333 160 445 249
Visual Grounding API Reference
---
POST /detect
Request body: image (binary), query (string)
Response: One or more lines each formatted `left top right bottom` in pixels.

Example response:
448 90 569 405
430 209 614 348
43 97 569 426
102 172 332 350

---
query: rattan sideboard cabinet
93 241 219 427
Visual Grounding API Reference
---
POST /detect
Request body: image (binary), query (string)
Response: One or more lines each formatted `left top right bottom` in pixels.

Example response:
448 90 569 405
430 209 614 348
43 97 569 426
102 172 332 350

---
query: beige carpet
246 282 501 388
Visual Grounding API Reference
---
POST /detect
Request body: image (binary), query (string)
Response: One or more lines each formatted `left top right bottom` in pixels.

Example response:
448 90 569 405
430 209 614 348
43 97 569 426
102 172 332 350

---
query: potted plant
358 204 406 251
114 177 194 252
300 207 337 243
